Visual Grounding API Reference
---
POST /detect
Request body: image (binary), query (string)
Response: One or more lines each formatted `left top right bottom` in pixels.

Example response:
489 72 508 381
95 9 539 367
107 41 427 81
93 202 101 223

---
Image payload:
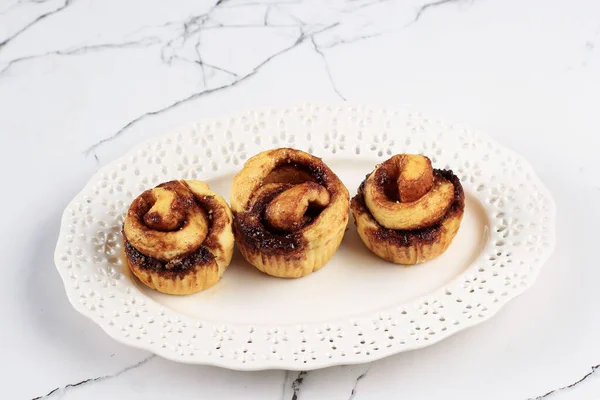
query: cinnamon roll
123 180 234 294
351 154 464 264
230 148 350 278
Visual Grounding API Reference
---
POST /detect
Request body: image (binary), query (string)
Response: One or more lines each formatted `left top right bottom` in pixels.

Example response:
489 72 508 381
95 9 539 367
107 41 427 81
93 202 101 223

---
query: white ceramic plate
55 103 556 370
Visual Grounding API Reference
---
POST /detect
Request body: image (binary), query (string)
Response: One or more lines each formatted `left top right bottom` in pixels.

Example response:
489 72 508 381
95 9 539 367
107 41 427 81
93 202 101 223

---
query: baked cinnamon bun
351 154 464 264
230 148 350 278
123 180 234 294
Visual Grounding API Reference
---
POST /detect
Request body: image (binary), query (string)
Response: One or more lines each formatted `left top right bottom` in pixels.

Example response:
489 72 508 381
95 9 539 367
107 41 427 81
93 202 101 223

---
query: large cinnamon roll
230 148 350 278
351 154 464 264
123 180 234 294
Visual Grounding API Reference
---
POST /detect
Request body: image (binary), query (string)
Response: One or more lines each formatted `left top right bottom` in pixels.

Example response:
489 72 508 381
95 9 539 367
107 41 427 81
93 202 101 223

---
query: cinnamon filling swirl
351 154 464 265
231 148 349 278
123 180 234 294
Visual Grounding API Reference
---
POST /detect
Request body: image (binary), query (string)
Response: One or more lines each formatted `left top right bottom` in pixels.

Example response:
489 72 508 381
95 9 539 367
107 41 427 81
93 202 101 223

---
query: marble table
2 0 600 398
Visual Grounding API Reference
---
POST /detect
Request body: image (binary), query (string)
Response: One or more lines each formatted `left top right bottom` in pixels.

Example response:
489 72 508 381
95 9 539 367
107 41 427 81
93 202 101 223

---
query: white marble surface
1 0 600 398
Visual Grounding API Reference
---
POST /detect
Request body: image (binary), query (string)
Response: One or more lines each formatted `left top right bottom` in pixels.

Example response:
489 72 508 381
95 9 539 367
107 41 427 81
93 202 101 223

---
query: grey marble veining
1 0 600 398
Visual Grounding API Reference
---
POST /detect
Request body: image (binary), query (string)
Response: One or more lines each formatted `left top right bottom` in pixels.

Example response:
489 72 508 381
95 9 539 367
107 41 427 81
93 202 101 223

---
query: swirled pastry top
230 148 349 254
363 154 455 230
123 180 231 262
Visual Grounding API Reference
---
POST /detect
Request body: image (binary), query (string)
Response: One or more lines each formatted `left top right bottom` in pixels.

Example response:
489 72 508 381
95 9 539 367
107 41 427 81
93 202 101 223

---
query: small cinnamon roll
351 154 464 264
123 180 234 294
230 148 350 278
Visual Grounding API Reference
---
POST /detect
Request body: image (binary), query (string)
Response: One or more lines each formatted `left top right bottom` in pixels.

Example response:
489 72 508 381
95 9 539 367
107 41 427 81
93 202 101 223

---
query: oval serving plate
55 103 556 370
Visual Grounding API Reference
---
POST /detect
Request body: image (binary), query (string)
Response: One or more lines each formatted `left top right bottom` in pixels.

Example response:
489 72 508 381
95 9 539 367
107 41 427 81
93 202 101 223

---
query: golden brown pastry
123 180 234 294
230 148 350 278
350 154 464 264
